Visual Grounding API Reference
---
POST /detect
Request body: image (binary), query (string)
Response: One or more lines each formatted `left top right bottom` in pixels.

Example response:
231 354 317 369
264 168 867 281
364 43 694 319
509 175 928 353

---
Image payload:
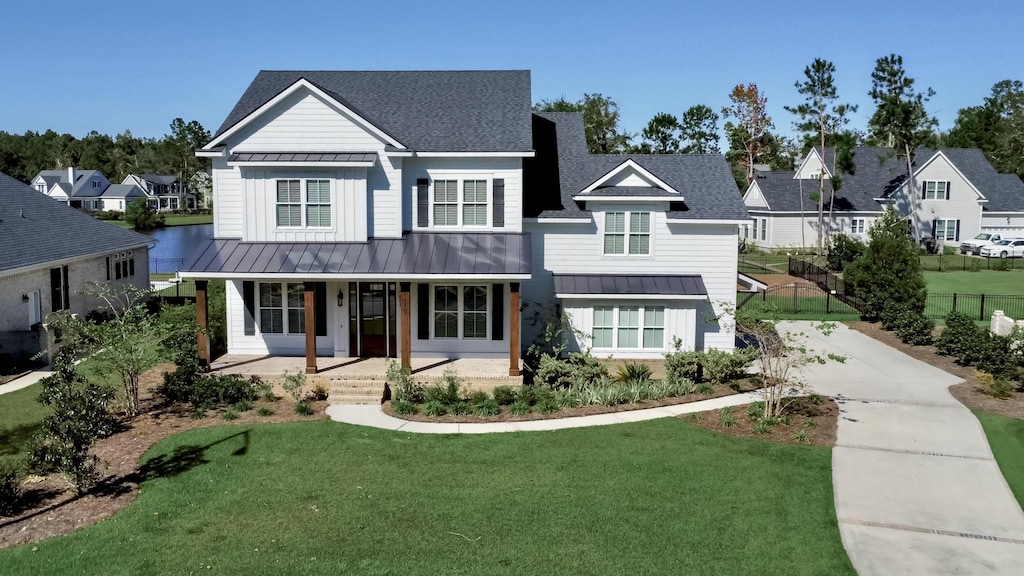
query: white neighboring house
0 172 151 364
177 70 750 374
122 174 198 211
98 184 148 212
31 167 110 211
743 146 1024 249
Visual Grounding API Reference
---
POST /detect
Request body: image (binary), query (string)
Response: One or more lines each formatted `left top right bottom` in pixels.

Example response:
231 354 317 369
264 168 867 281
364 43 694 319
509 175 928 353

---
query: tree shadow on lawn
0 429 251 529
0 424 44 457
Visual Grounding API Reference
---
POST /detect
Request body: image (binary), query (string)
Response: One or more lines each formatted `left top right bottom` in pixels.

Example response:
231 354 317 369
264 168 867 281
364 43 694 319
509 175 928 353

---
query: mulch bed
683 397 840 448
754 274 824 292
381 378 761 423
0 363 327 549
849 321 1024 420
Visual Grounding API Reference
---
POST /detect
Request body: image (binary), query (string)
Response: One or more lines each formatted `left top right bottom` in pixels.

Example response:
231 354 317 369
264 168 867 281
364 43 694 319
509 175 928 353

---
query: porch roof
179 232 532 280
553 273 707 300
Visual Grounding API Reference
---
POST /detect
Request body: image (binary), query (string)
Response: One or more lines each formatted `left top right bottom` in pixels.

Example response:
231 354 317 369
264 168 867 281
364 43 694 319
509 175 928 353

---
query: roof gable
743 180 770 209
794 148 832 180
578 159 681 197
910 151 985 200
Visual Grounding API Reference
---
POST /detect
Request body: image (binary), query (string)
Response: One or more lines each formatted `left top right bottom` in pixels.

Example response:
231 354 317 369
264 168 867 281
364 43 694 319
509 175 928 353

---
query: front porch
209 354 524 404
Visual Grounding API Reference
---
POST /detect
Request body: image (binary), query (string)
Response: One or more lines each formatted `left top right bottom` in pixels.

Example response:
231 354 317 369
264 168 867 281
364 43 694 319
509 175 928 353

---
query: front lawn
975 411 1024 509
0 419 854 575
105 213 213 229
0 383 49 467
924 269 1024 295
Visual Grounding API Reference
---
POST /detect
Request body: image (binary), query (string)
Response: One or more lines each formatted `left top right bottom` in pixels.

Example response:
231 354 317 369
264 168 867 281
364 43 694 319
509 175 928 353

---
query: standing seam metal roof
553 274 707 296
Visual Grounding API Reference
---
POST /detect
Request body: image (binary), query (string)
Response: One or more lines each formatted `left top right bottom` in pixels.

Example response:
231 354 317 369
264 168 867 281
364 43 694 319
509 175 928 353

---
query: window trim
935 218 959 242
257 281 307 335
923 180 949 201
591 304 666 351
425 176 492 229
603 211 651 256
851 218 866 235
275 178 332 229
430 284 490 340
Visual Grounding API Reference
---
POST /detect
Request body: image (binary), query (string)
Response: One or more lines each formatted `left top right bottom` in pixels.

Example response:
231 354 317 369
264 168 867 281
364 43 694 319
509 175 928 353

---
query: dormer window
276 179 332 228
92 181 101 188
604 212 650 255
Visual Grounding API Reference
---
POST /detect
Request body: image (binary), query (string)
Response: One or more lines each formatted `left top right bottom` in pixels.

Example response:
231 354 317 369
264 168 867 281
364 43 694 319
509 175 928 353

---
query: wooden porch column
509 282 521 376
195 280 210 367
304 282 317 374
399 282 411 371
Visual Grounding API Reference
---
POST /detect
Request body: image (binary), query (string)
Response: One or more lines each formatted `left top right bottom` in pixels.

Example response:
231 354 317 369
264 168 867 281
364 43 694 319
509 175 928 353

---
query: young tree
867 54 937 243
722 83 773 184
785 59 857 254
635 112 681 154
679 104 720 153
843 206 928 322
124 196 162 230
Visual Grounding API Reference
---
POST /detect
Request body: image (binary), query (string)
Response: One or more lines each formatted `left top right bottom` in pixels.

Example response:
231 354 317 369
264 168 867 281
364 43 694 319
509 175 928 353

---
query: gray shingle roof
228 152 377 164
214 70 534 153
181 233 531 277
527 113 748 220
553 274 707 296
577 186 677 197
100 184 146 198
137 174 178 185
939 148 1024 212
0 172 152 274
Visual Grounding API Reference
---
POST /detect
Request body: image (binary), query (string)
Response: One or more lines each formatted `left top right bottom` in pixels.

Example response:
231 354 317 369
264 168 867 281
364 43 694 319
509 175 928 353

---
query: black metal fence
741 284 860 316
150 258 187 274
924 293 1024 321
920 253 1022 271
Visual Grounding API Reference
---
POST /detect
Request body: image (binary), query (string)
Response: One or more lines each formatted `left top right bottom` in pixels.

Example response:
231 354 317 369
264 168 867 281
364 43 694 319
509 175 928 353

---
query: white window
752 218 758 240
35 184 46 193
935 219 959 241
276 179 331 228
591 304 665 350
851 218 866 234
259 282 305 334
433 285 489 339
604 212 650 255
432 179 487 227
924 181 948 200
759 217 767 241
112 251 135 280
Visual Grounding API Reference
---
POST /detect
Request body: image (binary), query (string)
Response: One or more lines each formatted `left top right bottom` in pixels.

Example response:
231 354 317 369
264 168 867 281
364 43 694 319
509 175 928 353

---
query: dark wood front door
350 282 397 357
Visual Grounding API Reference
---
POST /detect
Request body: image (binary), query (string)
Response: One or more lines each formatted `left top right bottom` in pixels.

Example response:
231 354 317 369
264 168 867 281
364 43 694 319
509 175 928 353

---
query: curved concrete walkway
779 321 1024 575
326 390 765 434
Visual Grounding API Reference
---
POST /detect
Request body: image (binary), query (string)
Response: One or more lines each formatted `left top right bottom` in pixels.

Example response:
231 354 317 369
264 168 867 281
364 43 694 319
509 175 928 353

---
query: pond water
145 224 213 273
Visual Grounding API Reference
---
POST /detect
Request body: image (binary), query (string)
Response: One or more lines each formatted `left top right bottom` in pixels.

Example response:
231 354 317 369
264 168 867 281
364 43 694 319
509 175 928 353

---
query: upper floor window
432 179 488 227
35 184 46 193
923 181 948 200
276 179 331 228
92 181 101 188
604 212 650 255
851 218 866 235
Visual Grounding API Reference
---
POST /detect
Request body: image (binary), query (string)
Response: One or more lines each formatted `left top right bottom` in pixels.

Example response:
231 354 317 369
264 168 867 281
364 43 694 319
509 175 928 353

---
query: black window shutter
105 257 110 281
417 283 429 339
955 220 961 242
61 266 69 309
931 219 936 239
491 283 504 341
314 282 327 336
128 258 135 277
946 181 951 200
50 268 62 313
416 178 429 227
243 281 256 336
492 179 505 228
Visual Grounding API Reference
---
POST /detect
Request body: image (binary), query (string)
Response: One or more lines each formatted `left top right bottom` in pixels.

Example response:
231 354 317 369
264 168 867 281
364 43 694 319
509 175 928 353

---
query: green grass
924 269 1024 295
975 411 1024 510
739 292 860 321
105 213 213 229
0 383 49 466
0 419 854 575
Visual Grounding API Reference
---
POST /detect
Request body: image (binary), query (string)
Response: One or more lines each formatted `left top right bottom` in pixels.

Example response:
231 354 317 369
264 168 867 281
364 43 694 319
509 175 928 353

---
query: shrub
697 382 715 395
294 400 314 416
992 258 1012 272
752 419 773 435
125 197 163 230
281 370 306 403
251 376 275 402
0 462 24 516
555 388 578 409
976 334 1022 380
310 384 329 402
791 429 812 443
746 401 765 420
535 352 608 388
534 395 559 413
391 399 417 415
386 360 422 403
616 362 652 384
222 408 239 421
936 311 981 360
423 400 447 417
718 406 735 428
891 308 935 346
474 399 500 417
827 233 866 272
665 346 702 384
256 407 274 417
424 368 463 405
535 354 574 388
234 399 254 412
700 348 756 386
449 401 472 416
844 207 928 322
492 386 517 406
509 400 531 416
468 390 490 406
162 372 260 410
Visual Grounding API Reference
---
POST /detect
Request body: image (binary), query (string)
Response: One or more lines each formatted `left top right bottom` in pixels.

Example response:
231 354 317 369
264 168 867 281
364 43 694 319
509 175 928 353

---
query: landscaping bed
0 364 327 549
683 396 840 448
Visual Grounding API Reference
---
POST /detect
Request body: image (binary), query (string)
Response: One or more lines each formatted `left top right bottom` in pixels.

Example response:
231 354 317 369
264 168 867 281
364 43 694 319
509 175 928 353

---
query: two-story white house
180 70 749 375
743 146 1024 249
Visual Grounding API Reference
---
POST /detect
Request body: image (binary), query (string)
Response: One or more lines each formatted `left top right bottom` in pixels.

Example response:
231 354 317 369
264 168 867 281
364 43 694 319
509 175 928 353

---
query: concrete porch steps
328 380 386 405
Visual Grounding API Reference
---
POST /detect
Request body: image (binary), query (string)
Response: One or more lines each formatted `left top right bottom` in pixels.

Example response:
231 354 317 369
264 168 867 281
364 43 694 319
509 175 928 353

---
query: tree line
0 118 212 186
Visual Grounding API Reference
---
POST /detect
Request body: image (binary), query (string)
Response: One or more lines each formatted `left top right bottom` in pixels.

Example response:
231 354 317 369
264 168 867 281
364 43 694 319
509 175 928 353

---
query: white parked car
979 239 1024 258
960 233 1003 255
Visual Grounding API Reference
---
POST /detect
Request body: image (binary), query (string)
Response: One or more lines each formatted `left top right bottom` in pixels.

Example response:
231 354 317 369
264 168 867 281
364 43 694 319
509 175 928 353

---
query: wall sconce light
337 289 344 307
22 294 29 302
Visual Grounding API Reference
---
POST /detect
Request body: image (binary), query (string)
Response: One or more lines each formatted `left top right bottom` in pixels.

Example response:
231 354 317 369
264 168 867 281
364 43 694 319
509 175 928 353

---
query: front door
349 282 397 357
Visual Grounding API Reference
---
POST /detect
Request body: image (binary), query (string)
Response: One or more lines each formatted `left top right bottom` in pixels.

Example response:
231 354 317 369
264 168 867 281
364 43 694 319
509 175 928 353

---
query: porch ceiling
178 232 531 280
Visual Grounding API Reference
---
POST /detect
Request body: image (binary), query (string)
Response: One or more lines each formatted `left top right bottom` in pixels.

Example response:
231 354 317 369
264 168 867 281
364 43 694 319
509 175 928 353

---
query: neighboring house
0 172 152 364
179 70 747 374
743 146 1024 249
122 174 197 211
31 167 110 211
98 184 149 212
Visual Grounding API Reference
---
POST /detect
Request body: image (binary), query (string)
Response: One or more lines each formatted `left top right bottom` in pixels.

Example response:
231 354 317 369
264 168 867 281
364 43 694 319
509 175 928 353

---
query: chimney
68 166 76 183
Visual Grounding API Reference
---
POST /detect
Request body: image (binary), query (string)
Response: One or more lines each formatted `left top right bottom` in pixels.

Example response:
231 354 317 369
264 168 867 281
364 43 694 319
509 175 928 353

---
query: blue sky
2 0 1022 144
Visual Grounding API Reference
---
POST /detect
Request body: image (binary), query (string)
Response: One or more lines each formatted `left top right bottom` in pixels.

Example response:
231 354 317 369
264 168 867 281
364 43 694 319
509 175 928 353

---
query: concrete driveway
779 321 1024 575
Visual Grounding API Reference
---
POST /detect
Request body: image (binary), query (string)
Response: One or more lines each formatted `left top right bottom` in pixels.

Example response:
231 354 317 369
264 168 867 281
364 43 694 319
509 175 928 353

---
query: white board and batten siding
524 206 739 354
402 157 523 233
212 158 244 238
225 280 334 356
240 168 368 242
